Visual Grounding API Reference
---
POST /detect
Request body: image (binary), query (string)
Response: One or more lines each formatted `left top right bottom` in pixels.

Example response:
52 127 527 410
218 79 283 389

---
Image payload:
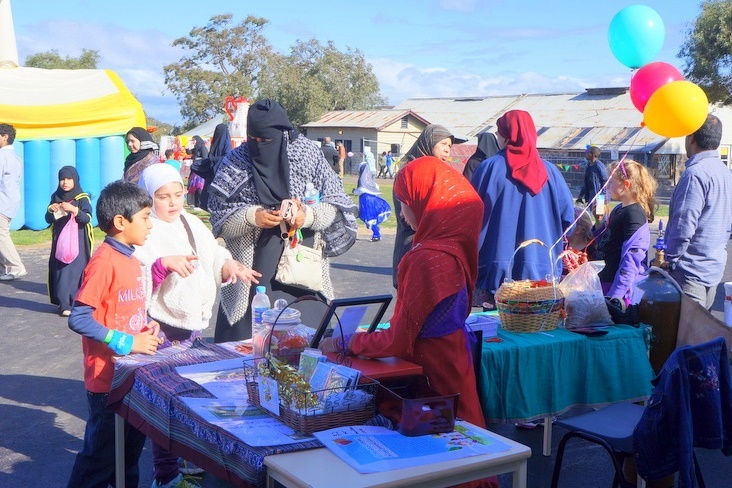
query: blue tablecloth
109 340 322 488
479 324 654 423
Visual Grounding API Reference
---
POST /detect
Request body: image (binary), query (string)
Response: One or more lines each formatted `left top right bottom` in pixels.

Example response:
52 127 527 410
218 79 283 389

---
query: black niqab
247 99 295 207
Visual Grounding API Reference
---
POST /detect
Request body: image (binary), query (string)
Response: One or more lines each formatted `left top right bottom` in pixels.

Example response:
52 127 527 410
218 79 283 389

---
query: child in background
163 148 182 173
135 163 260 487
353 161 391 242
594 160 657 306
187 172 204 210
67 180 163 488
46 166 93 317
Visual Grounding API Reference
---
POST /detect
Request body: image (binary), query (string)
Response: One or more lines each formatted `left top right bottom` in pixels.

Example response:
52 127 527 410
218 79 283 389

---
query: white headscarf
138 163 184 197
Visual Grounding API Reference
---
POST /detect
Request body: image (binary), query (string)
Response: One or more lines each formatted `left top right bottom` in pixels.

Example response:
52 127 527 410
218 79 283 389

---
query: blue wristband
107 330 134 355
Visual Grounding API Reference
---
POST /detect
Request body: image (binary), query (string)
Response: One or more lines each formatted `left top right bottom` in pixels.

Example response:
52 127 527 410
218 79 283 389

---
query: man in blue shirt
0 123 26 281
665 114 732 309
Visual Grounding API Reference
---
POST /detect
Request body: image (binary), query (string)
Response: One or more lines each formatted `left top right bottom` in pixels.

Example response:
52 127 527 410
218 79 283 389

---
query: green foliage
164 15 386 129
679 0 732 105
146 116 176 142
163 14 272 126
258 39 386 128
24 49 100 69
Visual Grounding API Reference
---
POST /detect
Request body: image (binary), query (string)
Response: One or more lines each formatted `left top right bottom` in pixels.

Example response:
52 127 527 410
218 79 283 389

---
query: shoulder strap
180 214 197 255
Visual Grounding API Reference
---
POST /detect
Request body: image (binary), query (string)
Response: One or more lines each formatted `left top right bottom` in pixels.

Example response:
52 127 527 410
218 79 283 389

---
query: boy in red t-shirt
67 180 163 488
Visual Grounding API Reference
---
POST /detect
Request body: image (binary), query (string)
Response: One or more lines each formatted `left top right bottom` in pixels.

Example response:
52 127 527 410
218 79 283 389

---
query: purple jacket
604 222 650 302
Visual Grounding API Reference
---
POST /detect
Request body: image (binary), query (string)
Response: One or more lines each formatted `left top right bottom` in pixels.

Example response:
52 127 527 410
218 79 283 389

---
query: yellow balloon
643 81 709 138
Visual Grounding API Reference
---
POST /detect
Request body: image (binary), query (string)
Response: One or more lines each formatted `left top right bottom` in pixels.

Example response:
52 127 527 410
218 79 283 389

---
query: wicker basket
243 357 378 436
495 239 564 333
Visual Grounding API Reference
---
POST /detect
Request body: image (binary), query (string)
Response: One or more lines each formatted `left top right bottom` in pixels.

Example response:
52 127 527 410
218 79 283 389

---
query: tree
24 49 100 69
679 0 732 105
145 117 177 143
163 14 273 126
258 39 386 128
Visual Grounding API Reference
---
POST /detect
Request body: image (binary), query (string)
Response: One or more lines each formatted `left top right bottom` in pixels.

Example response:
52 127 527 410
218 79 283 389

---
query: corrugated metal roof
301 109 429 130
394 91 676 152
393 96 518 139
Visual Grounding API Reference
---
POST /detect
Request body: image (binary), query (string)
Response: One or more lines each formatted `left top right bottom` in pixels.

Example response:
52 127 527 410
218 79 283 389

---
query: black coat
321 145 340 174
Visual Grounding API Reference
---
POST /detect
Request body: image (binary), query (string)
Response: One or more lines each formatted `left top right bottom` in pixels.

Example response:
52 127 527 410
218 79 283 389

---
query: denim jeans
67 391 147 488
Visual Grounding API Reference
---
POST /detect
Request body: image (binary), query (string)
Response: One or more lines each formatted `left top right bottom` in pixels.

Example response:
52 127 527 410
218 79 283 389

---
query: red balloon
630 62 684 112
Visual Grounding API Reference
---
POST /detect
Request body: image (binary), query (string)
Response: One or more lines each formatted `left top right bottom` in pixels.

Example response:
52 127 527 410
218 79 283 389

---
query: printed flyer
313 420 511 473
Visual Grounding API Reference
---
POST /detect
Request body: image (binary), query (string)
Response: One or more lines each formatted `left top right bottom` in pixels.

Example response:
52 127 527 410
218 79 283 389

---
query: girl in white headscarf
133 163 260 487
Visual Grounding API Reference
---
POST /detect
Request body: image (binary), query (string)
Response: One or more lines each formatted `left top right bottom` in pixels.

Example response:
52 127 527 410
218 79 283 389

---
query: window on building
400 116 408 129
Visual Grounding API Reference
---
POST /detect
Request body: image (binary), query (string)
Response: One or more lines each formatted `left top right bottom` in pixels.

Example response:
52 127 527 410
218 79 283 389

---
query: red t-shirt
76 242 147 392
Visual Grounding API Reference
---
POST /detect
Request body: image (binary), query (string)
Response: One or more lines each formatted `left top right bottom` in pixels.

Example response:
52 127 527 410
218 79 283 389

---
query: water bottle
304 182 320 206
251 286 271 339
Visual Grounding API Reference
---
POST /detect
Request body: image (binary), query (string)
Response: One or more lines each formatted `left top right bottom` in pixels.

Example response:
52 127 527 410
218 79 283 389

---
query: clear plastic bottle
304 182 320 206
251 286 271 339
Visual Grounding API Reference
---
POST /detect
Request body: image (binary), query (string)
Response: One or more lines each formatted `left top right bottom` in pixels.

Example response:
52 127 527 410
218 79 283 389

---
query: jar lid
262 307 301 325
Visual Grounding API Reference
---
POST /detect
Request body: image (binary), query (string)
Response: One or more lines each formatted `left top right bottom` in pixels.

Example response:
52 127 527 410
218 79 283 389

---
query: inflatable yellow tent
0 0 146 229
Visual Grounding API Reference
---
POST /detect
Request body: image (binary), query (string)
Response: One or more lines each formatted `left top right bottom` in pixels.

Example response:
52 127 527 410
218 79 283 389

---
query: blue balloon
608 5 665 69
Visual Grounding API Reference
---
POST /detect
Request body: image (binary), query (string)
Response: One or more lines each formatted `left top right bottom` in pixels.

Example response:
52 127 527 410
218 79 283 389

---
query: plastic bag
55 216 79 264
558 261 613 329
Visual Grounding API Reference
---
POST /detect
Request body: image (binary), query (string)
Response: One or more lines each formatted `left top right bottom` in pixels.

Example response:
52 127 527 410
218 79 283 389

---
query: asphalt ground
1 228 731 487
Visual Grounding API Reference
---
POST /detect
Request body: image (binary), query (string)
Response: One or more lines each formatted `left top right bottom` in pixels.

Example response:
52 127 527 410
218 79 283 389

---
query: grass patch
11 188 665 246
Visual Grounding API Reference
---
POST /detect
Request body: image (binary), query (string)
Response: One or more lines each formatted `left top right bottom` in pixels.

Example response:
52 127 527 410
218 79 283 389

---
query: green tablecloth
479 324 654 423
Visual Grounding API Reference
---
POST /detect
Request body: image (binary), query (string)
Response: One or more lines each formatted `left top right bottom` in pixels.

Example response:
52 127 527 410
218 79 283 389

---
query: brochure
313 420 511 473
179 397 314 446
176 358 249 400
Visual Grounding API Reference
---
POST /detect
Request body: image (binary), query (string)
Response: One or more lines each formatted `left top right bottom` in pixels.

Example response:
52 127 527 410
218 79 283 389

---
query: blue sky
11 0 702 125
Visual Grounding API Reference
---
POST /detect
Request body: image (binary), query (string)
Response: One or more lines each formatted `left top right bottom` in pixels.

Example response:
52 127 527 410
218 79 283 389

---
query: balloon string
549 130 644 261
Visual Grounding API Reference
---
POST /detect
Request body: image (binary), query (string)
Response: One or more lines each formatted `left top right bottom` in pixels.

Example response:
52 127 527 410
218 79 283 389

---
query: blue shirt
0 144 22 219
665 150 732 287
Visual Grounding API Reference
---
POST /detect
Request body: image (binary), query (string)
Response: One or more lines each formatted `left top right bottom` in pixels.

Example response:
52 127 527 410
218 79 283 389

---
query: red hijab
393 156 483 341
496 110 548 195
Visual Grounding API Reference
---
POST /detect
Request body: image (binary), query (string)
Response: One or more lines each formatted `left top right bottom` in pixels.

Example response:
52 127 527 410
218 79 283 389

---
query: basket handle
506 239 557 283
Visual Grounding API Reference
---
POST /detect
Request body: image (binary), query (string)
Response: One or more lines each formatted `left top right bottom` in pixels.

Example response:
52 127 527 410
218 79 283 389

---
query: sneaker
61 310 71 317
371 237 381 242
0 270 27 281
151 473 201 488
178 457 205 475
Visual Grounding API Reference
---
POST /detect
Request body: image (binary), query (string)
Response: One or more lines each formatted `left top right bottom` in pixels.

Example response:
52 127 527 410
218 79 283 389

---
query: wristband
103 329 114 344
107 330 134 355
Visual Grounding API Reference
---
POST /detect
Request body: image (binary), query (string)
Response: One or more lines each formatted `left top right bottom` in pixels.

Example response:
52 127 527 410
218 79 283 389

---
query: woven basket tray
495 239 565 333
495 280 564 332
243 357 378 436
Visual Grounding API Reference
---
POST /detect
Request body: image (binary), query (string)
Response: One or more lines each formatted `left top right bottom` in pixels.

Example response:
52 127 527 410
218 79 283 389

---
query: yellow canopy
0 67 145 140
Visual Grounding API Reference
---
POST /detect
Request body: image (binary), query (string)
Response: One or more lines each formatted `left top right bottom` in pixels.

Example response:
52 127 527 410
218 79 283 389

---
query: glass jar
253 307 311 364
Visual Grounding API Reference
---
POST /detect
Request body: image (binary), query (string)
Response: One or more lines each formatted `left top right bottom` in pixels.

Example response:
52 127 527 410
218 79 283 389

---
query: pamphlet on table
313 420 511 473
179 397 314 446
176 358 250 400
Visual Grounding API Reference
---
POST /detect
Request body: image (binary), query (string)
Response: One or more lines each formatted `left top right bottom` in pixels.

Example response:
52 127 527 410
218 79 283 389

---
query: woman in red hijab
321 157 496 487
471 110 574 309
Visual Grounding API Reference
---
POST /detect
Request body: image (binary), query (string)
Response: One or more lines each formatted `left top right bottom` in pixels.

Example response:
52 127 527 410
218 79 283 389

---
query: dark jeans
67 391 147 488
